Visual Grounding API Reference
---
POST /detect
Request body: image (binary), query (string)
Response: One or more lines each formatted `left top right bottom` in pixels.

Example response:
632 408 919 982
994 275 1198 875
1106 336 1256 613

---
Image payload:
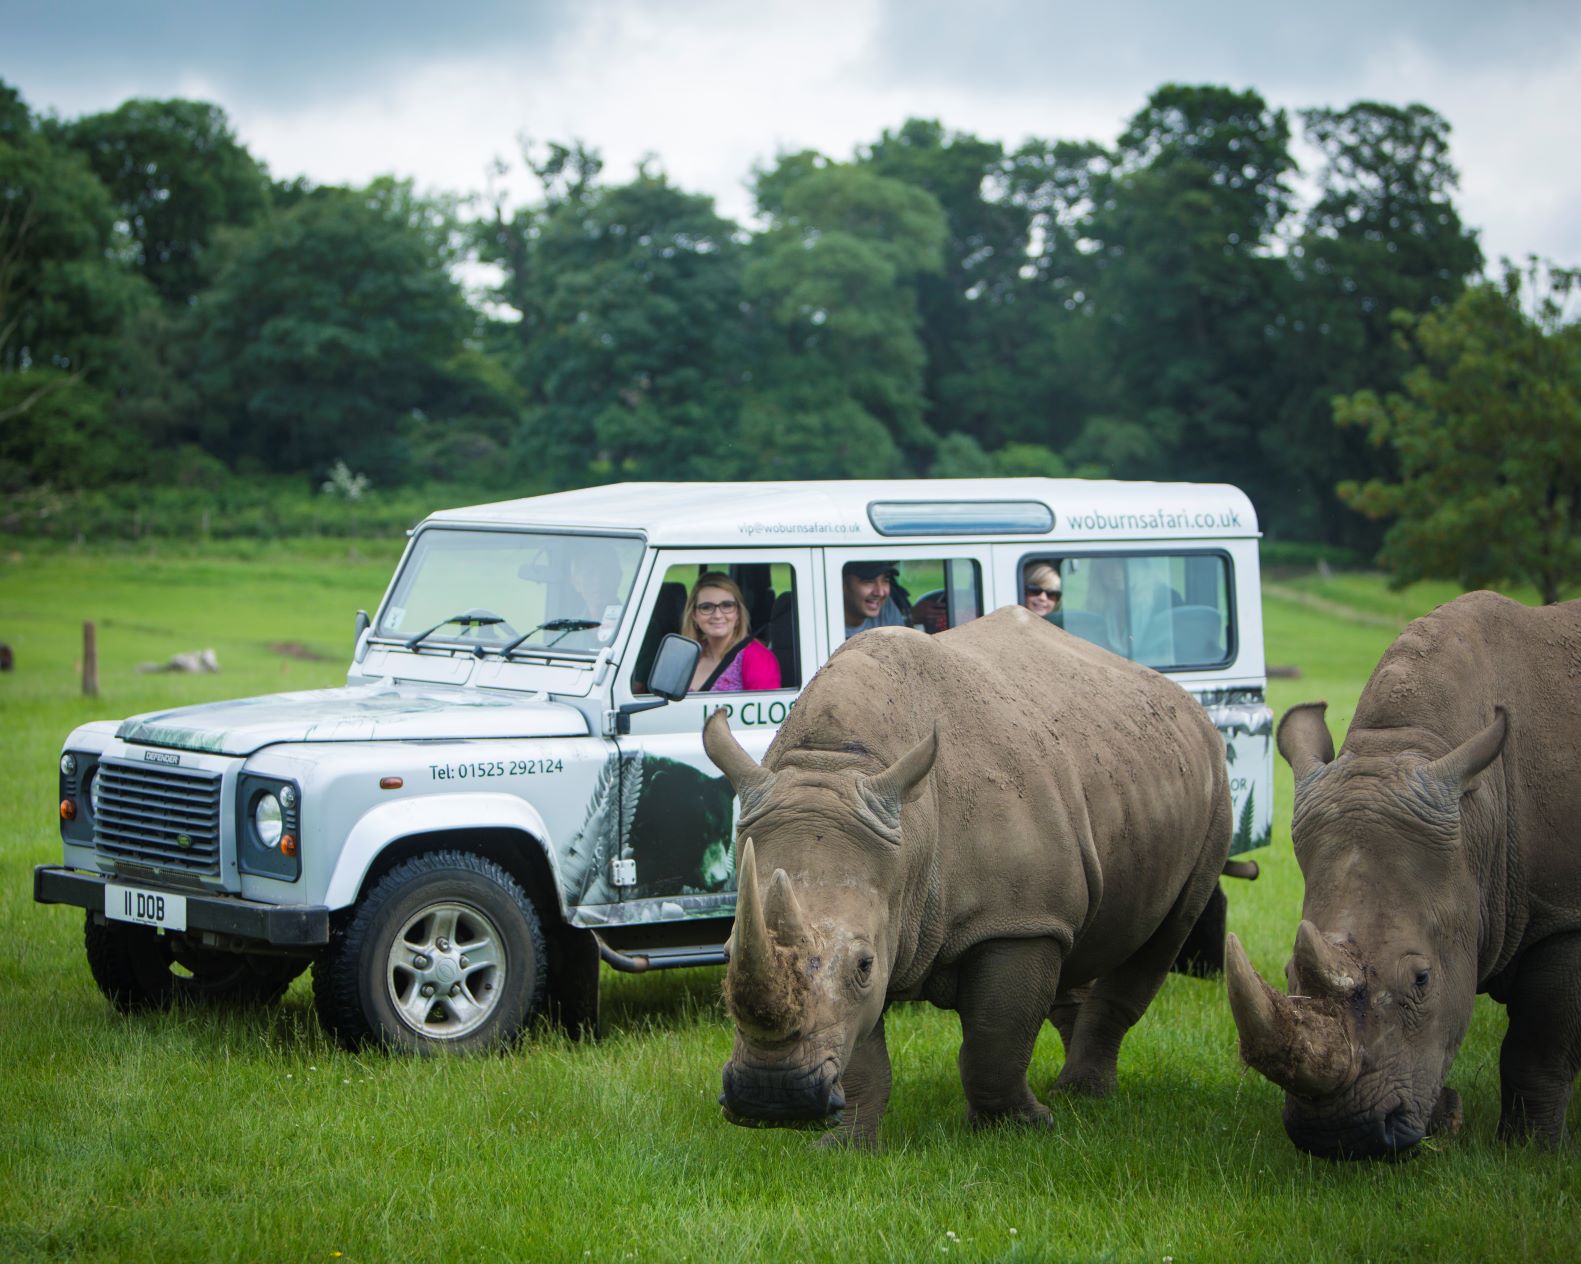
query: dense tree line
0 76 1558 561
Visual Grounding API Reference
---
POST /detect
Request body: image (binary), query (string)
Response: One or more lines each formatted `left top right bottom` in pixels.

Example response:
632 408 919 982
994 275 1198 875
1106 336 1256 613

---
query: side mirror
353 610 371 659
646 633 699 701
612 634 699 735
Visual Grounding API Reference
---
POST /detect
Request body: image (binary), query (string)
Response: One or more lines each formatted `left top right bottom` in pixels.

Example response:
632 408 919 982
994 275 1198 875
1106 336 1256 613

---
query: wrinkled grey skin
1229 591 1581 1158
706 605 1232 1149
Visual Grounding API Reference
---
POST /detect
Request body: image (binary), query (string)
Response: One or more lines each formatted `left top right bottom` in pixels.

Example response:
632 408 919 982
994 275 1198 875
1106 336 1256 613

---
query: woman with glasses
684 572 782 693
1022 561 1063 621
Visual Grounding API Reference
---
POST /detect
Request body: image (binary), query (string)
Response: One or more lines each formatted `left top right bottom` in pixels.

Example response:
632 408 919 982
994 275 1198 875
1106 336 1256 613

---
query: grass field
2 541 1576 1263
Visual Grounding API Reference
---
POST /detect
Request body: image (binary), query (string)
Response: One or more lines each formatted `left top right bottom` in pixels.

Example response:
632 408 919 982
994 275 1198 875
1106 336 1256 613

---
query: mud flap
543 922 602 1040
1171 881 1227 978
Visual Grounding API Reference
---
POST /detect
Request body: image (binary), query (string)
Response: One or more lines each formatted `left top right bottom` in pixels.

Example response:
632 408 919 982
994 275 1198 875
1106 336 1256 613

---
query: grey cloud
865 0 1581 116
3 0 578 111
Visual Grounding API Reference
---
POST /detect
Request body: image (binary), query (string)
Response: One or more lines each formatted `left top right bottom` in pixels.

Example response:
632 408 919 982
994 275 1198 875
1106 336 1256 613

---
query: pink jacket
708 638 781 692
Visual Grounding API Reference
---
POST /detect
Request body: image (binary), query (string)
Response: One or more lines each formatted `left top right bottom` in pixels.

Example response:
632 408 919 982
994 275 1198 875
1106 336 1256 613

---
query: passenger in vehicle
843 561 909 638
684 573 782 692
1022 562 1062 622
1088 557 1131 655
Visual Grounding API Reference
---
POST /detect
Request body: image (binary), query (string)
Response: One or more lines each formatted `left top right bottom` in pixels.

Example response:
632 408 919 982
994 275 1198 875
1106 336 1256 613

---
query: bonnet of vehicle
115 683 590 756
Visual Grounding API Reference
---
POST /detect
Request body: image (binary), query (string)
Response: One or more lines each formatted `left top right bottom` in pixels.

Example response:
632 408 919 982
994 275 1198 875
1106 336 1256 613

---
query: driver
569 546 624 644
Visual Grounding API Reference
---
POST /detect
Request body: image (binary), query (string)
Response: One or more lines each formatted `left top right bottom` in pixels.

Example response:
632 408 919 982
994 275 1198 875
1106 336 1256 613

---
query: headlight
61 753 77 776
253 792 284 848
88 768 103 817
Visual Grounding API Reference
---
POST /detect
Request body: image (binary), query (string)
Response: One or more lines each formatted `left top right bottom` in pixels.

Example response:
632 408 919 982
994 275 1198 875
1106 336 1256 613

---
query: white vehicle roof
422 478 1260 547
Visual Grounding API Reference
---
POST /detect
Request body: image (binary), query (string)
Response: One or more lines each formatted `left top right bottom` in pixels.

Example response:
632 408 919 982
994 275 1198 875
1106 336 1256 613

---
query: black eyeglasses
1025 586 1061 600
695 599 739 615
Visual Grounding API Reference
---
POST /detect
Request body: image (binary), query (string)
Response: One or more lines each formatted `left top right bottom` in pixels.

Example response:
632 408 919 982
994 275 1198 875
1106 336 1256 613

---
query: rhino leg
1049 984 1093 1057
1496 933 1581 1147
955 937 1064 1129
1057 878 1215 1097
817 1016 891 1153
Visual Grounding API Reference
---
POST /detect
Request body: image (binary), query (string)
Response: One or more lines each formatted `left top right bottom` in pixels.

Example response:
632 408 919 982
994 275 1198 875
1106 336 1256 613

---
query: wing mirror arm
615 634 699 735
614 698 666 735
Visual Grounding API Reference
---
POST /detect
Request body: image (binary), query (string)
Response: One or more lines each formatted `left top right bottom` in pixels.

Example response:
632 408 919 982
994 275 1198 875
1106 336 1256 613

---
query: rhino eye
1413 968 1431 991
855 955 874 985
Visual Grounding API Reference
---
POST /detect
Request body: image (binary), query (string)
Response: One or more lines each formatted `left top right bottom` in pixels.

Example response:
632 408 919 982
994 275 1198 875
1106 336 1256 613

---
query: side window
1056 554 1232 668
841 558 982 639
633 560 800 694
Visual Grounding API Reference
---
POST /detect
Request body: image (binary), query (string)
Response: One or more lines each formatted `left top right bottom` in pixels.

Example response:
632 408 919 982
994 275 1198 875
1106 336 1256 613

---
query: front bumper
34 866 331 947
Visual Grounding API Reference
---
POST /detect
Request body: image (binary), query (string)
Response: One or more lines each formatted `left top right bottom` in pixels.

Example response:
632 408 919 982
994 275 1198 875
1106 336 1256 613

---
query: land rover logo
143 750 181 766
176 833 193 849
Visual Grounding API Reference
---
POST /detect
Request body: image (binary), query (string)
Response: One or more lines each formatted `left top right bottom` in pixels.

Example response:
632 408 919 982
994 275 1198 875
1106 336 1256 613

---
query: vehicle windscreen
376 529 645 657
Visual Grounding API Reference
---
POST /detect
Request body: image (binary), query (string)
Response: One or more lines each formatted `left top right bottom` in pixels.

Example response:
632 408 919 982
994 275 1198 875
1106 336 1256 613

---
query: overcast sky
7 0 1579 269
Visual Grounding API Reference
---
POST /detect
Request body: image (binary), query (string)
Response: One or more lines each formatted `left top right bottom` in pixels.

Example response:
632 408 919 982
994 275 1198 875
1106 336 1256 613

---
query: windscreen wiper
500 618 601 657
404 609 506 651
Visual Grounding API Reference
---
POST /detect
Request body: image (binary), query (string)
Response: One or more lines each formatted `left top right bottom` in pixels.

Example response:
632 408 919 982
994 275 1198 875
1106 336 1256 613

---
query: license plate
105 883 187 932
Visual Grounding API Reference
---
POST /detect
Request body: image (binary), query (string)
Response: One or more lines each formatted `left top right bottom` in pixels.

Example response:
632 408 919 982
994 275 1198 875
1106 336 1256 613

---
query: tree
0 82 154 377
473 139 604 372
488 161 749 483
0 81 155 486
1264 102 1483 545
1334 259 1581 603
859 120 1036 445
190 179 478 483
1074 86 1297 493
57 98 271 306
745 158 947 472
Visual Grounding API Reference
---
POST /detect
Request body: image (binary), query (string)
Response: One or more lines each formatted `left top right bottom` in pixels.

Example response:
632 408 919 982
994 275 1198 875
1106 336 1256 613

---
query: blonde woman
683 572 781 692
1023 561 1062 618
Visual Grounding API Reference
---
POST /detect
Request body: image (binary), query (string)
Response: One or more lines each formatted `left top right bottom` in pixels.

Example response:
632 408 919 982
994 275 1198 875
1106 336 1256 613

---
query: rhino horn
763 868 810 949
1292 920 1359 999
730 838 776 990
1226 933 1357 1098
1421 708 1507 798
703 709 775 814
725 838 806 1037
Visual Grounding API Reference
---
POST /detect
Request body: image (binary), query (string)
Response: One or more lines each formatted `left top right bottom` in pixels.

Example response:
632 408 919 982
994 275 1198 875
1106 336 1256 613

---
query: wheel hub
385 900 504 1040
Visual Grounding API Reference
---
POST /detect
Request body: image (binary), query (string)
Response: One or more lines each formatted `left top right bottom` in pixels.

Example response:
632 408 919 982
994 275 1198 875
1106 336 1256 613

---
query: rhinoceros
1228 590 1581 1158
703 604 1232 1148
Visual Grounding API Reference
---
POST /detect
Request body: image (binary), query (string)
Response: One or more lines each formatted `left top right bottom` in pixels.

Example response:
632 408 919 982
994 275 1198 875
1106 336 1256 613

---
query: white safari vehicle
38 479 1272 1051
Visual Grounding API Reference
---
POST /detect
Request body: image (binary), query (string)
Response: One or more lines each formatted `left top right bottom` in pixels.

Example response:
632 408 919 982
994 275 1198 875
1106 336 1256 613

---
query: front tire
84 914 306 1011
312 850 548 1053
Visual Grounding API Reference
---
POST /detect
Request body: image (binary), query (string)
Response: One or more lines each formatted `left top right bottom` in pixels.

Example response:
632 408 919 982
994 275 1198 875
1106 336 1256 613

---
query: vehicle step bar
596 939 728 973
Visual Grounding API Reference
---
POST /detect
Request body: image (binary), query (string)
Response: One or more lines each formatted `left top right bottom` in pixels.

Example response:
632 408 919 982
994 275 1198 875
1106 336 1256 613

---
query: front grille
94 759 223 875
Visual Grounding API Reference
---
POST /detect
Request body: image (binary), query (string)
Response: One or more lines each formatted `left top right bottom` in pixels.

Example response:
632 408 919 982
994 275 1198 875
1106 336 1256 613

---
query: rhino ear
703 708 775 815
1423 707 1507 798
856 725 938 841
1277 703 1334 782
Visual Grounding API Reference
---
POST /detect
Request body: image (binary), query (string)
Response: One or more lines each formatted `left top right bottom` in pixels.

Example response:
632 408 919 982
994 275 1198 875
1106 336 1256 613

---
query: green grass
2 543 1576 1262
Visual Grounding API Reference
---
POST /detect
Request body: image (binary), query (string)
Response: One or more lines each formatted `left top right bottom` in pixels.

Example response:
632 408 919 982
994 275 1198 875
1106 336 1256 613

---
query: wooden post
82 621 98 698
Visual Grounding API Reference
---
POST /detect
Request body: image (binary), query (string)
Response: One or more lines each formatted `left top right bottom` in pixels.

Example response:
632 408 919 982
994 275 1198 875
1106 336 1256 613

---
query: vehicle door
587 548 820 923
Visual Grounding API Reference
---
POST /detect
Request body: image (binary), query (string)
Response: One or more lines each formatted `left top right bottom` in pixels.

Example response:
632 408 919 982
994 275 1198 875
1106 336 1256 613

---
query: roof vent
867 500 1054 537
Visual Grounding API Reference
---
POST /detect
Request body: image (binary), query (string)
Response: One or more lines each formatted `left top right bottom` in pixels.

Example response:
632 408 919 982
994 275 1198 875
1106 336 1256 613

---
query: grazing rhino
1228 590 1581 1158
703 605 1231 1148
